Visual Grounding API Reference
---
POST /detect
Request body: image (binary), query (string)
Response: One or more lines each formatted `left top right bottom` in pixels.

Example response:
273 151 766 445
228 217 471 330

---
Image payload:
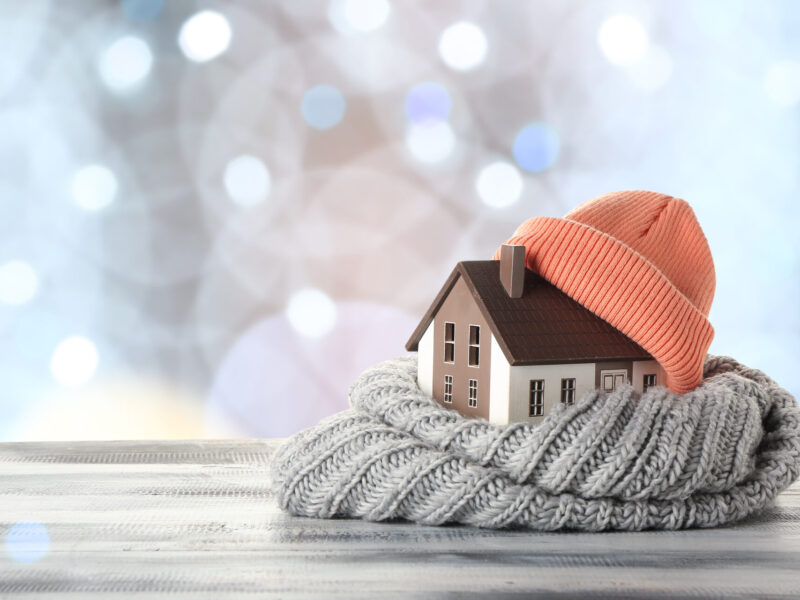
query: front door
600 369 627 392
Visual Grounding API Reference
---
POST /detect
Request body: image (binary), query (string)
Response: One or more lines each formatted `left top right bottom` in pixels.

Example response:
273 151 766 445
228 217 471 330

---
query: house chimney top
499 244 526 298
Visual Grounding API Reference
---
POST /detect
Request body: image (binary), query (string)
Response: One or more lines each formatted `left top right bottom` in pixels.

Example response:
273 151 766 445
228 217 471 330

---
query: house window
468 379 478 408
601 369 627 392
444 322 455 363
643 374 657 392
468 325 480 367
443 375 453 403
561 378 576 405
529 380 544 416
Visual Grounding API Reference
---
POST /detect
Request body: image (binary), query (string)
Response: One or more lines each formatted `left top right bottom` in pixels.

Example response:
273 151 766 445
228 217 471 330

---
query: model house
405 245 666 425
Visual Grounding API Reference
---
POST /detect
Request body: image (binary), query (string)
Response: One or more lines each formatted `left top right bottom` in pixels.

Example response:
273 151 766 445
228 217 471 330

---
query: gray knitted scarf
271 354 800 531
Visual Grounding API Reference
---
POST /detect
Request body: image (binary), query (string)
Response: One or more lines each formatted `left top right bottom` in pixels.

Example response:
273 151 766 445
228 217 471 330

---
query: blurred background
0 0 798 441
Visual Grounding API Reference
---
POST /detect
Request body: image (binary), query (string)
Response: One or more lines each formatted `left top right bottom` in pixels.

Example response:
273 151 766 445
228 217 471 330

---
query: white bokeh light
98 35 153 91
50 336 99 387
70 164 118 211
286 289 337 338
178 10 232 63
328 0 390 34
438 21 488 71
597 15 649 67
5 522 50 564
0 260 39 306
627 45 673 91
405 121 456 164
345 0 390 32
763 60 800 107
475 161 523 208
223 155 271 206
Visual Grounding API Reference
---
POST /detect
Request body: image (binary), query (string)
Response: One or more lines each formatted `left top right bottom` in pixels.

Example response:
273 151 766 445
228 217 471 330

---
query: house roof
405 260 652 365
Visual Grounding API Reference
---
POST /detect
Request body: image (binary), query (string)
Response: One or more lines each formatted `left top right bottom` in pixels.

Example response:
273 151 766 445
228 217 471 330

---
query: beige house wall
632 359 666 393
506 362 597 424
431 276 492 420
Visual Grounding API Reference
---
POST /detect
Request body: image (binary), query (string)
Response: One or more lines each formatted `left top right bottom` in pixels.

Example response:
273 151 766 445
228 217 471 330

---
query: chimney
499 244 526 298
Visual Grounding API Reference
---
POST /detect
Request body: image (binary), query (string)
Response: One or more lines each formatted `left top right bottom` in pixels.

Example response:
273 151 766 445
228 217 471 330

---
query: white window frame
600 369 628 393
561 378 576 405
443 322 455 364
643 373 657 392
529 379 544 417
443 374 453 403
468 378 478 408
468 324 480 367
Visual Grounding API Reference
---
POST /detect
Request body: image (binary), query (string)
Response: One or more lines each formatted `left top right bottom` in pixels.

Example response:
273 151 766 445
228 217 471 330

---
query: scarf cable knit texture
272 354 800 531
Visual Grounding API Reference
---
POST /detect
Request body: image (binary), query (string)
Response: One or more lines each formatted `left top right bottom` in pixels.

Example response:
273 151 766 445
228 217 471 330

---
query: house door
600 369 627 392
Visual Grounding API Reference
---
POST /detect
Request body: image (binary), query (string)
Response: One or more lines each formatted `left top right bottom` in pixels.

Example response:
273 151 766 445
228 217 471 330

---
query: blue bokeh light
301 85 347 130
120 0 164 22
5 521 50 564
405 82 451 124
512 122 560 172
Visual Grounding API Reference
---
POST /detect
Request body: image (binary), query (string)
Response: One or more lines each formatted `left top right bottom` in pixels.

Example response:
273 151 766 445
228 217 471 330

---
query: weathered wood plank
1 439 799 598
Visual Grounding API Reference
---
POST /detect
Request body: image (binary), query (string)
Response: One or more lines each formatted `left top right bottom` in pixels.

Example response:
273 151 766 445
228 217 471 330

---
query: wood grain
1 439 799 598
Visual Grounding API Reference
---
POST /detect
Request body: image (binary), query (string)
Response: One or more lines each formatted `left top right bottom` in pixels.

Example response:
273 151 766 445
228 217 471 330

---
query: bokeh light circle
345 0 391 32
183 42 307 233
328 0 391 34
438 21 488 71
405 121 456 163
763 60 800 107
512 122 560 172
627 45 673 91
98 35 153 91
405 82 451 124
301 85 346 130
0 260 39 306
475 161 524 208
178 10 232 63
286 288 337 338
70 164 118 211
5 522 50 564
50 336 99 387
597 14 648 67
223 155 271 206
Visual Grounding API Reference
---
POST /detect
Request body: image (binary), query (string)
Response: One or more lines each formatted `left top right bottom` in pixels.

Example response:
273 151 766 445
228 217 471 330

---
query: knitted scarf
271 354 800 531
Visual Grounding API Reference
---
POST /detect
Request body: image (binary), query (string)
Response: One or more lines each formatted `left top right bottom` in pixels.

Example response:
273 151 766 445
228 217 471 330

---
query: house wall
431 275 491 420
632 359 666 393
489 336 510 425
594 360 633 389
592 359 665 393
414 273 667 424
417 321 434 397
507 362 596 424
487 357 668 425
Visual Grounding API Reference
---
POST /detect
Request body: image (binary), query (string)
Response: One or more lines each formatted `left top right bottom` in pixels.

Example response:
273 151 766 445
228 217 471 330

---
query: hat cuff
494 216 714 394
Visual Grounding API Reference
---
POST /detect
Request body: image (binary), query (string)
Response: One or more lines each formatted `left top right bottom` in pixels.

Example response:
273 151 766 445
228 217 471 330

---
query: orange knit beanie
493 190 715 394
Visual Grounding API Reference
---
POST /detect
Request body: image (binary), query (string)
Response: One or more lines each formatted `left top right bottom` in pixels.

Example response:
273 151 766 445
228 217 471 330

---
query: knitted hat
493 190 715 394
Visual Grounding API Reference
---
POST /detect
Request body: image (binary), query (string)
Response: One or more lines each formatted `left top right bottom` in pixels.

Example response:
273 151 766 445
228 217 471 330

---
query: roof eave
405 265 464 351
508 355 653 366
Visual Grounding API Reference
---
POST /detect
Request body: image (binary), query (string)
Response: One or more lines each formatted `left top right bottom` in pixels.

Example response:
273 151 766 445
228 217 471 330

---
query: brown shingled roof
405 260 652 365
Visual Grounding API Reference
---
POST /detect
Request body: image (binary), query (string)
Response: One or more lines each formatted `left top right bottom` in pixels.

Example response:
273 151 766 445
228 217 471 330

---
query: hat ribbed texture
493 190 716 394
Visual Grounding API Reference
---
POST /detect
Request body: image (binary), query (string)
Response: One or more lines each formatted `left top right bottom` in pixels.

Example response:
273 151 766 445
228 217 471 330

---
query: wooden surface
1 439 799 598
